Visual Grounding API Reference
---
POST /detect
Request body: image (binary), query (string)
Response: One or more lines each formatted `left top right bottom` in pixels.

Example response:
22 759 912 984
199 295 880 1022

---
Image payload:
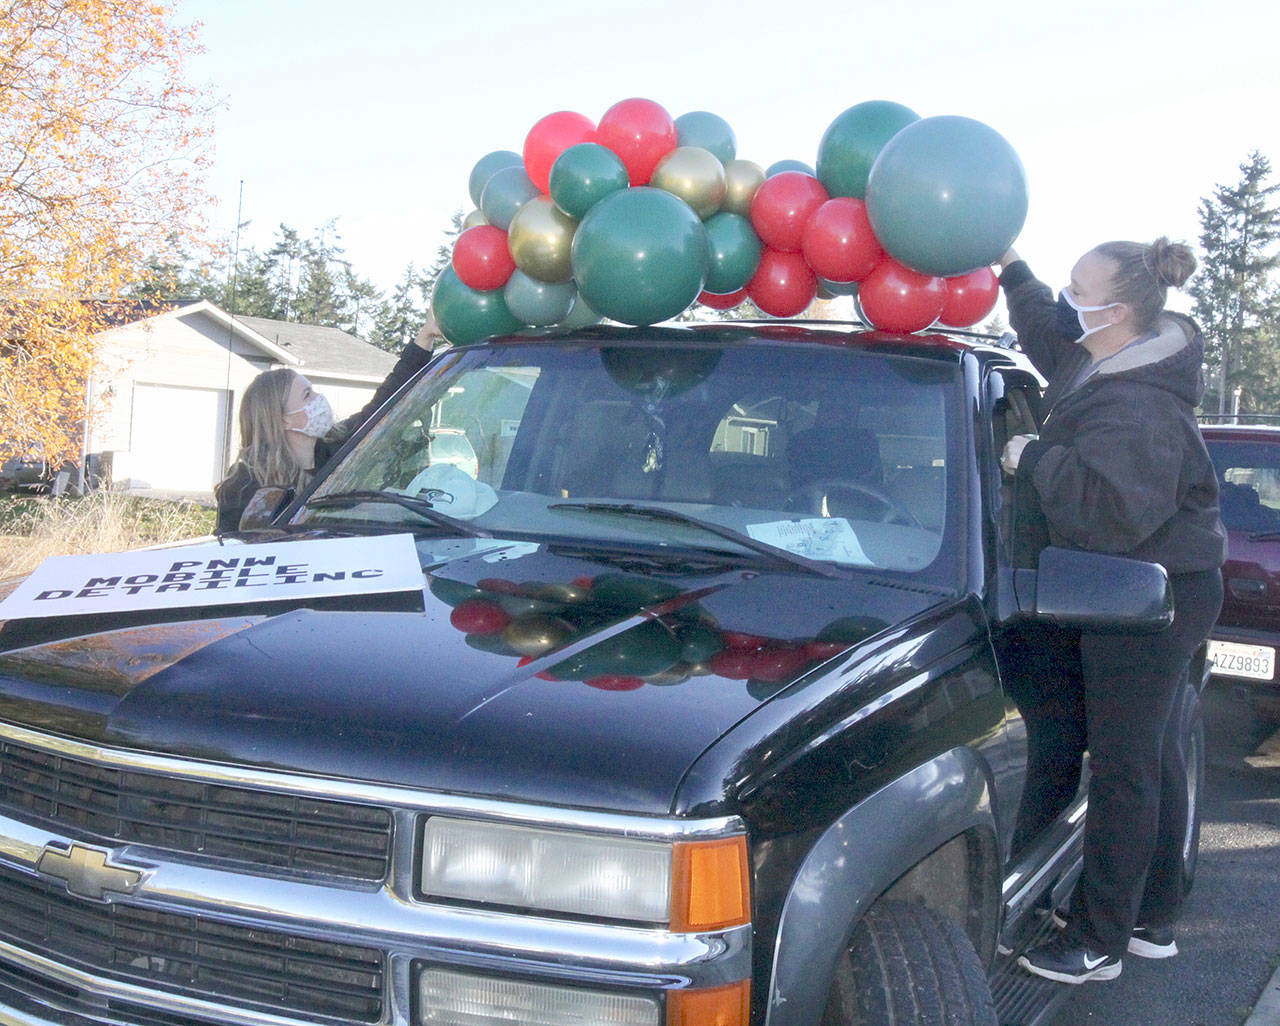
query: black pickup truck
0 323 1204 1026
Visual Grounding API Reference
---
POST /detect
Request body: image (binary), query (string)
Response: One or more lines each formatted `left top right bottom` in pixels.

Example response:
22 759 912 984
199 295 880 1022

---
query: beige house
85 301 397 499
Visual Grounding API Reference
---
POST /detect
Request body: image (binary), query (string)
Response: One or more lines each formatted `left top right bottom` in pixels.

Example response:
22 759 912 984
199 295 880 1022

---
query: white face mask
1058 289 1121 343
285 393 334 438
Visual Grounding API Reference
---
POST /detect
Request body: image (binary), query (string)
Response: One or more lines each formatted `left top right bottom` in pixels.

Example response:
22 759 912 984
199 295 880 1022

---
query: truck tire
823 899 997 1026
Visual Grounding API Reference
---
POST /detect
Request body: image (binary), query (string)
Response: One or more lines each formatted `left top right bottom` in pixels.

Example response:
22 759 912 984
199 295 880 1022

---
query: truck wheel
1178 684 1205 897
823 899 997 1026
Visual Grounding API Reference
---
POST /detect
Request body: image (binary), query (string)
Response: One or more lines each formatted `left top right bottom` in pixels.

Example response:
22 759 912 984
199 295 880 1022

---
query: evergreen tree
371 264 428 352
294 221 347 327
426 211 467 288
341 264 382 342
266 225 304 319
1190 152 1280 414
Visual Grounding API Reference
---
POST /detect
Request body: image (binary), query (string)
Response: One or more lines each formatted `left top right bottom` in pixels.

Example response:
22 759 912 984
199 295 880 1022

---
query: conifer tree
1190 152 1280 414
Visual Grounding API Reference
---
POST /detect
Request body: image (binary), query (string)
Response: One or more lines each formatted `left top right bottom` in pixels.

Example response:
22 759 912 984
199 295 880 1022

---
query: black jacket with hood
999 260 1225 574
215 340 435 533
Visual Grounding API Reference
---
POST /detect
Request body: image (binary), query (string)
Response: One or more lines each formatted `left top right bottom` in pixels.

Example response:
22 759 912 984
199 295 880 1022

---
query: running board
992 909 1074 1026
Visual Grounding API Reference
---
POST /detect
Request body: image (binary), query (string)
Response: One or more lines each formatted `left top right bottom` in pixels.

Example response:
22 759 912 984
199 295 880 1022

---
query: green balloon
600 347 723 398
428 575 485 607
678 624 725 664
549 143 630 220
816 615 888 643
589 573 682 610
571 188 710 326
865 116 1028 276
816 100 920 199
431 267 523 346
465 632 521 657
675 111 737 164
501 269 578 326
480 165 540 230
818 277 859 297
555 294 604 329
766 159 815 178
550 619 681 680
504 271 577 326
703 212 762 294
469 150 522 208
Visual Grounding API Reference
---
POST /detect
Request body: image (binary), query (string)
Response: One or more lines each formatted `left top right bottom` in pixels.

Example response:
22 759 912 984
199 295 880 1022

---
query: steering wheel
789 479 922 528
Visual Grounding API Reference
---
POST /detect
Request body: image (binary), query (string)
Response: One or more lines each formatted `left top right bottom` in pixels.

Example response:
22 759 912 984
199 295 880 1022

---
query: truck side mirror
1014 546 1173 633
237 487 294 532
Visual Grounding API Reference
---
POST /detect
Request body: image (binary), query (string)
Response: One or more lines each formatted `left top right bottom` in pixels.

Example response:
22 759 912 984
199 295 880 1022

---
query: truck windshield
300 338 966 586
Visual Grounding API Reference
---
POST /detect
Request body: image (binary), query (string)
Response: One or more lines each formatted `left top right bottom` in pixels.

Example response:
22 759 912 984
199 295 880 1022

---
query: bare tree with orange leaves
0 0 214 469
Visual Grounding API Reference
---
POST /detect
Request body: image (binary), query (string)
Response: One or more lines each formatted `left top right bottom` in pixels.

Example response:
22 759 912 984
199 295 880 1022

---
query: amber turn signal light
666 979 751 1026
669 835 751 933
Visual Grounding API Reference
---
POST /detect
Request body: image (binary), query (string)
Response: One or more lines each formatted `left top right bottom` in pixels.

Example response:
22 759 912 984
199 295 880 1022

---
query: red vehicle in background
1201 421 1280 720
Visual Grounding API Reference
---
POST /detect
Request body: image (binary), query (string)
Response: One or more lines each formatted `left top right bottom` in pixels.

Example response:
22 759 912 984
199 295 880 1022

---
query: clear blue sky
181 0 1280 309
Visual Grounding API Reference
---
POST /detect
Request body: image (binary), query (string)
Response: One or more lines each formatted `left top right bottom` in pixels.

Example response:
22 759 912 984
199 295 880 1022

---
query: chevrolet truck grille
0 862 385 1023
0 738 393 881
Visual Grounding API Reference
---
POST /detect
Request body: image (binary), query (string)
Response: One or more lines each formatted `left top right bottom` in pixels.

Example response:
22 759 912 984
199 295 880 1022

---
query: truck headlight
416 967 750 1026
417 967 660 1026
418 817 750 931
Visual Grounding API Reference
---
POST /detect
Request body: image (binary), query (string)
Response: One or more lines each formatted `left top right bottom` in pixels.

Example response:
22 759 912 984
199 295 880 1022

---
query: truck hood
0 535 947 814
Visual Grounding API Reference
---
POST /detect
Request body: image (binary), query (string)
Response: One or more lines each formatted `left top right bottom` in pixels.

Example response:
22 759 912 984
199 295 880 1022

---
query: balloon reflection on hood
428 570 888 696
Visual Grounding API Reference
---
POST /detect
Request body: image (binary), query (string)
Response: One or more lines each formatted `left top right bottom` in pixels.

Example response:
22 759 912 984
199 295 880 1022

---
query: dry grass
0 493 216 581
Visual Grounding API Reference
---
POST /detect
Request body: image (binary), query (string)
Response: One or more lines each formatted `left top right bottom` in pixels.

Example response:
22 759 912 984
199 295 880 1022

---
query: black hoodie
1000 261 1225 574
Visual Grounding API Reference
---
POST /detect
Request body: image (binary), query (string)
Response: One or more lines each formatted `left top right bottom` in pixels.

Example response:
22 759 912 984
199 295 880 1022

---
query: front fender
763 746 997 1026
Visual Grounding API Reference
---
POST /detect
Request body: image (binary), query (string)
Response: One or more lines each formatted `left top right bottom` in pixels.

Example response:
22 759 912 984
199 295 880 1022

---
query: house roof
102 300 399 385
234 315 397 383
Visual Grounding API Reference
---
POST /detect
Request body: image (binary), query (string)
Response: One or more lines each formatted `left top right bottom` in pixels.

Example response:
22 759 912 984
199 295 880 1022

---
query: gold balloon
503 614 574 657
530 581 591 604
645 665 692 686
507 196 577 284
462 208 489 229
650 146 727 220
722 159 765 217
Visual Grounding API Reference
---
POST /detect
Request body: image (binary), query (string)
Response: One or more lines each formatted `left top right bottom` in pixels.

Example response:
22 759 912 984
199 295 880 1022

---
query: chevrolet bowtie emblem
37 843 145 901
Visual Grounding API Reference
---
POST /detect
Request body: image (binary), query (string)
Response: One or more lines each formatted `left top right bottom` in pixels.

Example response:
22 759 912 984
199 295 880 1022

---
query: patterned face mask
285 393 334 438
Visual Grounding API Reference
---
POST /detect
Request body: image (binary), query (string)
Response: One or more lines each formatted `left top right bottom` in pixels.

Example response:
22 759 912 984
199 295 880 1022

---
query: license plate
1208 640 1276 681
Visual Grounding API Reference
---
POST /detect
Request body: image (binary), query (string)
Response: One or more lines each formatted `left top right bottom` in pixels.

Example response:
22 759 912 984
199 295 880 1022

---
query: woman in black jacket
214 321 440 533
999 238 1226 984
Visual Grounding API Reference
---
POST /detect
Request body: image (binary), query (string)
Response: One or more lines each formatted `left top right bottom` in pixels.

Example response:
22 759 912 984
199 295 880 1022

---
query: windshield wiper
548 502 850 579
303 490 490 537
1248 530 1280 542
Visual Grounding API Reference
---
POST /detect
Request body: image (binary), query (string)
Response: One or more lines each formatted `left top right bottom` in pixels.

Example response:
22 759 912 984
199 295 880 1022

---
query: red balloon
859 258 946 333
800 197 884 282
452 225 515 291
698 288 748 310
518 655 559 682
746 249 817 317
585 674 645 691
749 172 829 252
450 599 511 635
596 98 678 186
804 639 850 660
476 577 525 594
709 649 758 680
939 267 1000 327
721 630 769 651
749 646 811 683
523 110 597 194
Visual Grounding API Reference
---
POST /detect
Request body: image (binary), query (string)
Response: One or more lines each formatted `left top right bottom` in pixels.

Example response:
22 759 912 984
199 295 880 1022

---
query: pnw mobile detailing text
33 555 386 602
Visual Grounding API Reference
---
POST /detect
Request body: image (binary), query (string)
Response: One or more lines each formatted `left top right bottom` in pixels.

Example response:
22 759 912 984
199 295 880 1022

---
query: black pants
1067 568 1224 957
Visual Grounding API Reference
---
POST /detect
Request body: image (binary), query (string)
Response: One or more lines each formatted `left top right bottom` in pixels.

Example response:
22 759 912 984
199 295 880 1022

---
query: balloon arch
434 98 1027 346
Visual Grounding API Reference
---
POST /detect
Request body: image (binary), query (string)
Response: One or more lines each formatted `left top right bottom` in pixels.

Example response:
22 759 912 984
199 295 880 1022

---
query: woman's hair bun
1148 237 1196 289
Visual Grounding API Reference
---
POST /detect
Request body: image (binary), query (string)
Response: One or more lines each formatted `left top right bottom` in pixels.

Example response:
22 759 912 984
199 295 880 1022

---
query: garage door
127 383 229 492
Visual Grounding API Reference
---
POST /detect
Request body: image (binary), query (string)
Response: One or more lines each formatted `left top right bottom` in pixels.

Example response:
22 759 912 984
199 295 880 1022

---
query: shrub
0 493 215 580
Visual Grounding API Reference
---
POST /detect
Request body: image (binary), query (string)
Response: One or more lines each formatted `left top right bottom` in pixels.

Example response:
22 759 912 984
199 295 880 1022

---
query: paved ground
1049 681 1280 1026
